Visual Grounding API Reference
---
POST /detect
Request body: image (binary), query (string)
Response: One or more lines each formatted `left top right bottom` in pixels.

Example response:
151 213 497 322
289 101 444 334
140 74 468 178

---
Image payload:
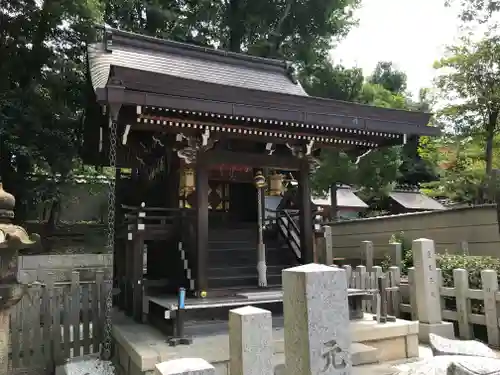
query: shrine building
84 27 439 324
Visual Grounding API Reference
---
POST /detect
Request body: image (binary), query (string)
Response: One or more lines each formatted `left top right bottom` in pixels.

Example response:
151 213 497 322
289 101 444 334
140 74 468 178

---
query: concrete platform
112 312 419 375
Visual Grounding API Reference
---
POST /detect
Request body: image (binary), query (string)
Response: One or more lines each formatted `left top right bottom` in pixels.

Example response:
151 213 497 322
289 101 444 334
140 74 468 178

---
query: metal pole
257 187 267 287
168 287 192 346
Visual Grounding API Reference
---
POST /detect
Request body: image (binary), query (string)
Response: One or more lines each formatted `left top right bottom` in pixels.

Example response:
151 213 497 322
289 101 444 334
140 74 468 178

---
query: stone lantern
0 182 40 372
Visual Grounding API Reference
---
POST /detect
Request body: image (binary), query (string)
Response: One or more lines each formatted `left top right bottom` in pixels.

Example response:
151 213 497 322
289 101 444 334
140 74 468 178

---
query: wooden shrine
84 27 439 323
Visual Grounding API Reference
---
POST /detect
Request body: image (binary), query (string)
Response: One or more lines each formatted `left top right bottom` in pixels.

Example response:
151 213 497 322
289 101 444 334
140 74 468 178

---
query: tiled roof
389 191 445 210
312 187 368 209
87 28 307 96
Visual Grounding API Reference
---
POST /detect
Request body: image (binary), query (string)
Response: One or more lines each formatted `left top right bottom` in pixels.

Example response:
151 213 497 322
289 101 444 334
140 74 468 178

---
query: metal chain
101 116 117 361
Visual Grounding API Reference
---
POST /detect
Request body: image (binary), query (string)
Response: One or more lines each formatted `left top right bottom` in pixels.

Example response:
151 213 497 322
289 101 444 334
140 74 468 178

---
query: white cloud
331 0 463 97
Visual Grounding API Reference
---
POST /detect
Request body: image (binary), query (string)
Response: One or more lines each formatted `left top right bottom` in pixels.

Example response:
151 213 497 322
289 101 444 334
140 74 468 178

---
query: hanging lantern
254 170 266 189
182 168 195 194
269 173 283 196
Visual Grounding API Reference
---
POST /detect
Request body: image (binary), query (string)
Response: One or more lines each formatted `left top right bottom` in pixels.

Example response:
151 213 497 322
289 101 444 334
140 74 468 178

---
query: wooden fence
347 264 500 347
9 270 110 374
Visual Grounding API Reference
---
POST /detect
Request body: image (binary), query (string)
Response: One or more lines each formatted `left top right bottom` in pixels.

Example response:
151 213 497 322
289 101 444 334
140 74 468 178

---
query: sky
331 0 464 98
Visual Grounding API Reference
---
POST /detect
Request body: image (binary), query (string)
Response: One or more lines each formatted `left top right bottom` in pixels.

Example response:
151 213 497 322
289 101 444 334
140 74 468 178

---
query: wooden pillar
132 209 145 322
125 236 134 315
132 233 144 322
298 158 314 263
195 154 209 293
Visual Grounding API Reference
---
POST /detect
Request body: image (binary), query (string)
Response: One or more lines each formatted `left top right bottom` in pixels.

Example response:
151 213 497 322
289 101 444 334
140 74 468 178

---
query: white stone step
351 342 380 365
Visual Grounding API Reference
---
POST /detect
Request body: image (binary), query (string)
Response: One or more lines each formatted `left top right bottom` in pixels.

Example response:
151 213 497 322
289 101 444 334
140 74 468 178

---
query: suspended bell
269 173 283 196
182 168 195 194
254 170 267 189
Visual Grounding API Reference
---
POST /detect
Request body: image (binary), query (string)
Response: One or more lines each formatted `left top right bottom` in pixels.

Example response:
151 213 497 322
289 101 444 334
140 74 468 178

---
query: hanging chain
101 116 117 361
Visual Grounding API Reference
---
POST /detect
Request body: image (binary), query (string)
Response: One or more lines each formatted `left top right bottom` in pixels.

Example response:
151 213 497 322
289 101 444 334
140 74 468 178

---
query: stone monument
229 306 273 375
283 263 351 375
412 238 454 343
0 182 40 372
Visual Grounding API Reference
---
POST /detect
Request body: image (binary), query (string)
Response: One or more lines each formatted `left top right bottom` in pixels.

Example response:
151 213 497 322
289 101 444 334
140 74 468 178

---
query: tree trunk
485 110 498 177
329 183 338 222
46 198 61 234
268 0 293 56
484 110 498 202
227 0 244 52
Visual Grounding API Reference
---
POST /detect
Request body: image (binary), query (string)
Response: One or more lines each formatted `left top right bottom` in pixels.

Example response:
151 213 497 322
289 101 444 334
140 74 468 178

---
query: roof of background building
312 187 368 209
389 191 446 211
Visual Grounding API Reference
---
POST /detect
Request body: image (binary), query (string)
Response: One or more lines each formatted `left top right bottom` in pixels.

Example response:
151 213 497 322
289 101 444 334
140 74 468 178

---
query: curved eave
107 66 436 137
96 86 438 140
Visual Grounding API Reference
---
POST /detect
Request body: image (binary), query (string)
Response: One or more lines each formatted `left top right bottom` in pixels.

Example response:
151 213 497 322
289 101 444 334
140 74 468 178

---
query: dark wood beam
205 149 300 170
298 159 314 263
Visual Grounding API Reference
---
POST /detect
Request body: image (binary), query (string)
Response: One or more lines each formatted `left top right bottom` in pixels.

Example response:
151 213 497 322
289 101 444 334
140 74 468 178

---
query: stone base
418 321 455 344
112 313 419 375
351 314 420 362
55 354 115 375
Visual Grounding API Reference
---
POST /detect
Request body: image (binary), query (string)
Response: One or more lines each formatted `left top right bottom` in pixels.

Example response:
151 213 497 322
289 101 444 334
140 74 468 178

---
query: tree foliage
308 60 435 211
420 132 500 203
1 0 105 222
445 0 500 23
1 0 362 223
104 0 361 64
434 35 500 180
368 61 407 94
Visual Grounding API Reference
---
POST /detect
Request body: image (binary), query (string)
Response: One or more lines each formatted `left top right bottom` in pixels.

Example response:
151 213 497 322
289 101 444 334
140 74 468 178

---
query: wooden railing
119 204 181 241
265 209 303 263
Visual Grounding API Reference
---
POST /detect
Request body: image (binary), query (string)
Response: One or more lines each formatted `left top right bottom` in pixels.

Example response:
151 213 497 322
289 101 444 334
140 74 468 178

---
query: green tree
301 64 364 101
307 61 410 218
1 0 362 225
419 134 500 202
368 61 408 94
445 0 500 23
104 0 361 65
434 35 500 182
1 0 104 223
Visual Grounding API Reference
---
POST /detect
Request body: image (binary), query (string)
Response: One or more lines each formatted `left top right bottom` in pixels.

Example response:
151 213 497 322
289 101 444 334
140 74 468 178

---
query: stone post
324 226 334 265
283 264 351 375
412 238 454 342
361 241 373 271
155 358 215 375
229 306 273 375
390 242 402 270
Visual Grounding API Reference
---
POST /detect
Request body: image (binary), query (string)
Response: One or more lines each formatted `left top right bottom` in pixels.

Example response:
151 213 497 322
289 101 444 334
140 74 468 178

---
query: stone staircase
207 224 298 290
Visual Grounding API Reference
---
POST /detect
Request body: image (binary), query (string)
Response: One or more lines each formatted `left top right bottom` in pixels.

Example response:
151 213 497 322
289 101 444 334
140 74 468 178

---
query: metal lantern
254 170 267 189
269 173 283 196
182 168 195 194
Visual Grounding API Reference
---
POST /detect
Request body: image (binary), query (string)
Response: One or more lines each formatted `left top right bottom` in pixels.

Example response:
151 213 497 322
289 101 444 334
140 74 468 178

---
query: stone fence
17 253 112 284
317 234 500 348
